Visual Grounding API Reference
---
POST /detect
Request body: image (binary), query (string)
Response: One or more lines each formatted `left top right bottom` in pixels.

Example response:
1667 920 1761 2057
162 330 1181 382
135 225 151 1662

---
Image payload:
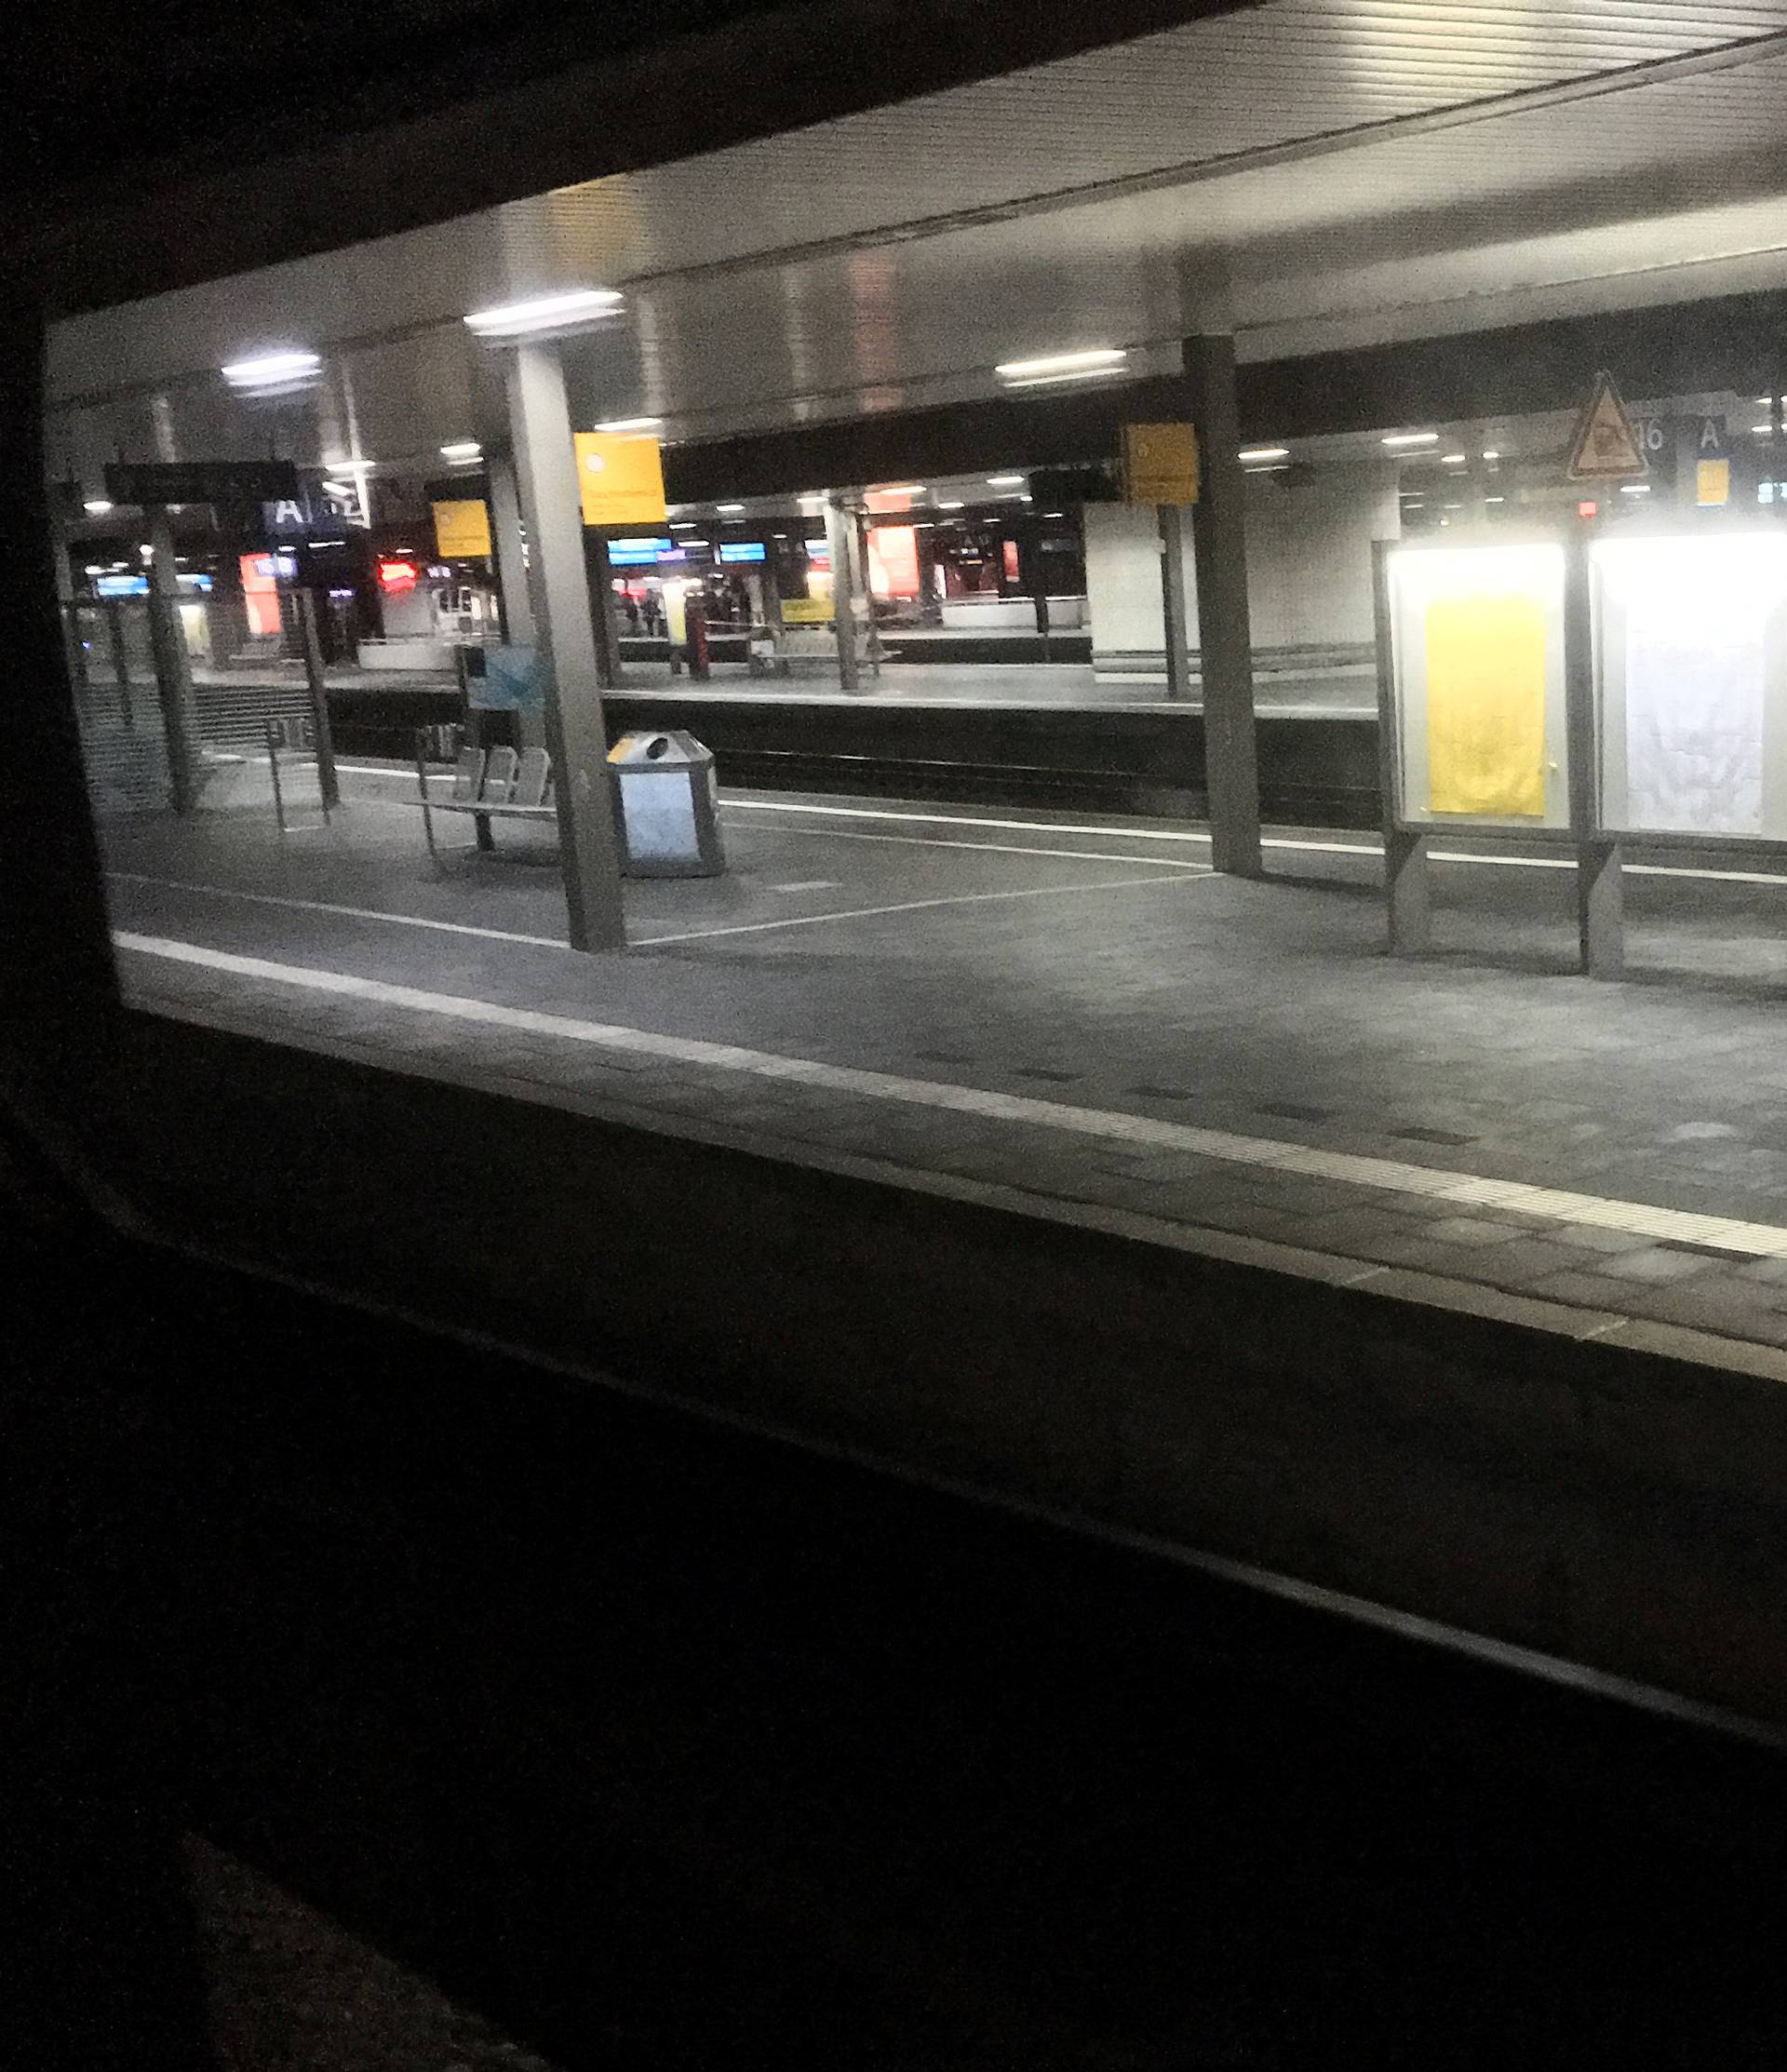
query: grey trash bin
606 729 727 878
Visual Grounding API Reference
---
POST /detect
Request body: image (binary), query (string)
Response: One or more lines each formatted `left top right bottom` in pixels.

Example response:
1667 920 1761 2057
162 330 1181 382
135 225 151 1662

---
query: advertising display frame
1371 528 1617 974
1590 521 1787 854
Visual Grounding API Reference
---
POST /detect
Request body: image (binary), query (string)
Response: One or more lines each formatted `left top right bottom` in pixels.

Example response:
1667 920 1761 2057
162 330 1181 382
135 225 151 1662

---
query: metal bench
417 737 557 867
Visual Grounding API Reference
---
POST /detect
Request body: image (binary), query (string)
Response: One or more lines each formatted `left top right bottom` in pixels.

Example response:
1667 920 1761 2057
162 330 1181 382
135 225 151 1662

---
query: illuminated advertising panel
1593 533 1787 839
1384 543 1570 829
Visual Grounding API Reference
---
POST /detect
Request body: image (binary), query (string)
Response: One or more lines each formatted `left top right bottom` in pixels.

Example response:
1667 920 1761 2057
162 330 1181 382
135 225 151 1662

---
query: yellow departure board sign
431 499 492 558
781 596 833 624
574 432 667 528
1122 422 1200 505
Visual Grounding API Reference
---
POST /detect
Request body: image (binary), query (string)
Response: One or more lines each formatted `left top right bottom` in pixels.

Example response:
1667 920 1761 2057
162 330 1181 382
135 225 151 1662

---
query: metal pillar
488 454 535 644
504 343 627 952
1564 533 1623 976
852 503 883 678
51 535 89 706
208 523 252 668
826 496 861 693
487 454 545 750
143 506 202 815
101 599 134 728
1157 505 1192 704
583 529 624 688
1371 540 1431 953
295 589 341 810
1183 335 1262 876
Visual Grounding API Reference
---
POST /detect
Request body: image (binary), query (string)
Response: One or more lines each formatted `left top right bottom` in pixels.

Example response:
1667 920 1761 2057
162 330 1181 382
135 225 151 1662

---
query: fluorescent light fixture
1485 495 1506 504
1383 431 1439 448
83 499 113 515
995 346 1125 379
321 480 355 498
1001 368 1128 390
987 475 1025 487
594 415 662 435
669 520 698 530
937 499 964 509
439 441 482 462
1483 449 1501 461
1441 453 1467 465
1620 483 1651 495
464 288 623 337
1755 424 1778 436
717 502 746 514
1238 447 1288 464
222 349 320 387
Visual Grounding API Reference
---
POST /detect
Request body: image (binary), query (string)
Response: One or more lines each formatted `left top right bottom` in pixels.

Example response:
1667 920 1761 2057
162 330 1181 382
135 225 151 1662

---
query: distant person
621 591 640 633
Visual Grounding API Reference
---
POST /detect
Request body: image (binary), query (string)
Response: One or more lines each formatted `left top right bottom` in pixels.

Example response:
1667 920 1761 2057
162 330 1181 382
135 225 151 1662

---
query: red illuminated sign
1577 501 1599 519
379 558 419 591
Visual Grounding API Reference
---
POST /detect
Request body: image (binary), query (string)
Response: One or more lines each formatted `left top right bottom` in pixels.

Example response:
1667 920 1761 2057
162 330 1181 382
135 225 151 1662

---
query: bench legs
475 812 495 853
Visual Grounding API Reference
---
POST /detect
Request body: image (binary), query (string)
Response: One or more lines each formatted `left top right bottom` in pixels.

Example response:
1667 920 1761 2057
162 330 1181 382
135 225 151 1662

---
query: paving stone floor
100 769 1787 1357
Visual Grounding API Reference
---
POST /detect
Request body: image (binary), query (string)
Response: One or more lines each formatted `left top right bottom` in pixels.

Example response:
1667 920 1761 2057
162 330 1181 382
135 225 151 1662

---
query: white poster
1623 607 1765 835
1600 536 1787 838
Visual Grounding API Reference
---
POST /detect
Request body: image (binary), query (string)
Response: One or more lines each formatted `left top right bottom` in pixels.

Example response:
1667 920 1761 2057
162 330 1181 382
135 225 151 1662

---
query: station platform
101 765 1787 1361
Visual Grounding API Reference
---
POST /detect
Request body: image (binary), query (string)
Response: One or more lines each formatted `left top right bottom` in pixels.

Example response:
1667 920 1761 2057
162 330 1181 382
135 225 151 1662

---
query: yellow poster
781 595 832 624
574 432 667 528
432 498 492 558
1425 593 1548 817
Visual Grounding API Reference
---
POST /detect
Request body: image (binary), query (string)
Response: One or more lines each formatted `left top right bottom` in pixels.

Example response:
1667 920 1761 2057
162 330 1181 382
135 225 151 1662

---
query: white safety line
106 871 570 949
721 799 1787 887
719 818 1214 870
337 768 1787 886
631 870 1203 946
114 930 1787 1258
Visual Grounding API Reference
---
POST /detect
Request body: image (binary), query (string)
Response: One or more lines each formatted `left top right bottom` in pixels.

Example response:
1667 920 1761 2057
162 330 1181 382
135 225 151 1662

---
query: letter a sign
1567 371 1647 481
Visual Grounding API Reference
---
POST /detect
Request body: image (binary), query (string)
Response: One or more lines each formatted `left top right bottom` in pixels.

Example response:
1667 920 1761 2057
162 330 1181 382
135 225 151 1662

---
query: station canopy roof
47 0 1787 488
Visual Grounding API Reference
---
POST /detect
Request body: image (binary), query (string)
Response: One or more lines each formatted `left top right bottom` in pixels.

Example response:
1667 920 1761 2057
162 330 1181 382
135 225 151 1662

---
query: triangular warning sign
1567 371 1647 480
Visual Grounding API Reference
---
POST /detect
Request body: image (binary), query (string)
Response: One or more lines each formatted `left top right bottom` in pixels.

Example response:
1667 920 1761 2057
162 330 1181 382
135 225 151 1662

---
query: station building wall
1085 462 1401 674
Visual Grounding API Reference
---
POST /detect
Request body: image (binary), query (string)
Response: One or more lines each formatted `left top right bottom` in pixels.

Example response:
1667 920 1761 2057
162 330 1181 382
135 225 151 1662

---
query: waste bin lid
607 729 714 769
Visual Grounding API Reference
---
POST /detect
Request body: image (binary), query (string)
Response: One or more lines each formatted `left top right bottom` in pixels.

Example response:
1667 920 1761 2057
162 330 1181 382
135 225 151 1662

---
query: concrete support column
1157 505 1192 703
1184 335 1262 876
826 496 861 693
504 344 626 952
143 507 202 815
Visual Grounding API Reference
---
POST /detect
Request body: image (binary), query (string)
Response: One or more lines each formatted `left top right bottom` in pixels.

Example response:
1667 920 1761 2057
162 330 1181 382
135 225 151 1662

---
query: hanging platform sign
1566 372 1647 481
1121 423 1200 505
432 498 493 558
574 432 667 528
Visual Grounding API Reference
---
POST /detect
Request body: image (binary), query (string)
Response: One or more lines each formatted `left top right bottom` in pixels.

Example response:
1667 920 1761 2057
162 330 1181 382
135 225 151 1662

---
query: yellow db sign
781 595 832 625
432 499 492 558
574 432 667 528
1122 422 1201 505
